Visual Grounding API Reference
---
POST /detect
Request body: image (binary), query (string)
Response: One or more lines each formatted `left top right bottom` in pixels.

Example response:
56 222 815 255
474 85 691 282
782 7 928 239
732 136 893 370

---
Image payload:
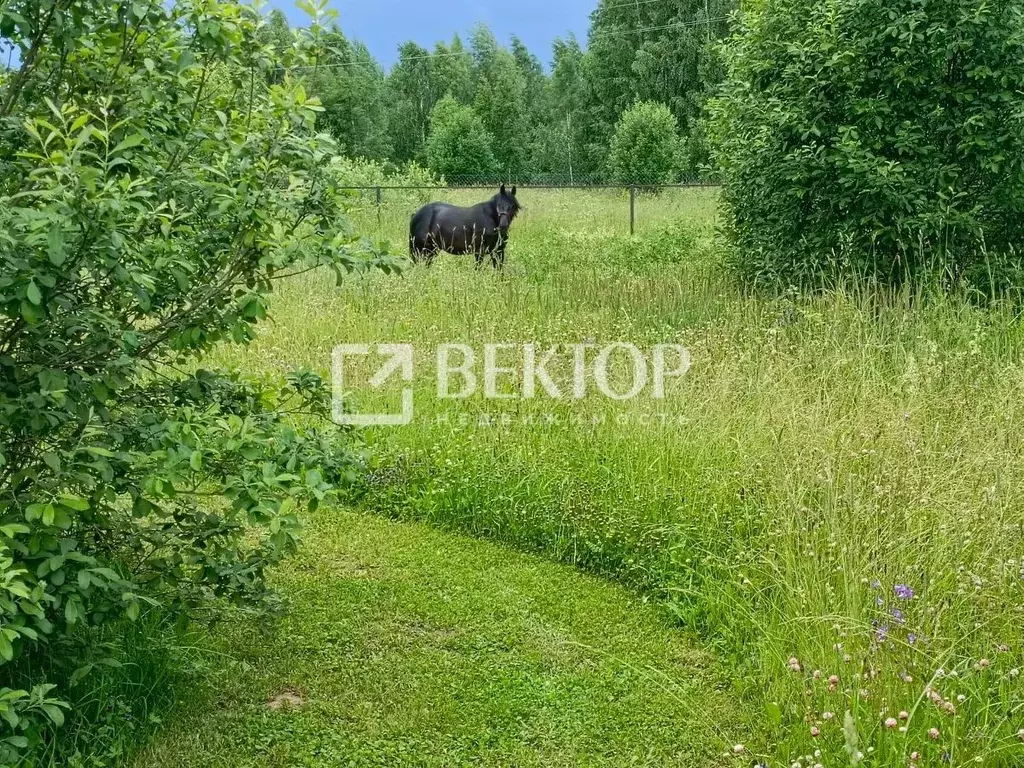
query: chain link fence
340 183 720 241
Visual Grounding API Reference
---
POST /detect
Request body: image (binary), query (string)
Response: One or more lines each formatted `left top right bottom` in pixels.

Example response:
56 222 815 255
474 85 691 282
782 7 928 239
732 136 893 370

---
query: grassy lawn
135 510 748 767
183 186 1024 765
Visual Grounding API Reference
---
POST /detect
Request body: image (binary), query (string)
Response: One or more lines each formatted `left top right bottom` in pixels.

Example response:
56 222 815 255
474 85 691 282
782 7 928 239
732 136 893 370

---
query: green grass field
144 187 1024 767
136 511 747 767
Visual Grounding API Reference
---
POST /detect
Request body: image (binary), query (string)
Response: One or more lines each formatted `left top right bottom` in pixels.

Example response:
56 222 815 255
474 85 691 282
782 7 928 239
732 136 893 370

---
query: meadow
184 186 1024 767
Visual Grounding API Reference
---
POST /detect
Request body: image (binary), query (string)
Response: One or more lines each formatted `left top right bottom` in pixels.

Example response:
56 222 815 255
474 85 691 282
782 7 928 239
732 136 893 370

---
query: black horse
409 185 521 269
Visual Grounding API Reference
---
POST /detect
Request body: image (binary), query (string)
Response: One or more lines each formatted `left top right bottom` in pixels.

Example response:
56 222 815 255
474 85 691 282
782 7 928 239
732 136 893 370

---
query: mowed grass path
136 510 747 767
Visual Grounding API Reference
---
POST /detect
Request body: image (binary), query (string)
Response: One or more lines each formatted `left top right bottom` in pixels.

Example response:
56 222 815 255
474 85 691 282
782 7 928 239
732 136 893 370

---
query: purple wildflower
875 625 889 643
907 633 918 644
894 584 915 600
871 580 882 589
875 596 885 607
890 607 906 625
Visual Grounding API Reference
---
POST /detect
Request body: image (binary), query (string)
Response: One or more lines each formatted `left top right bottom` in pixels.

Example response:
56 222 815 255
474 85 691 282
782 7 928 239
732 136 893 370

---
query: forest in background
263 0 736 183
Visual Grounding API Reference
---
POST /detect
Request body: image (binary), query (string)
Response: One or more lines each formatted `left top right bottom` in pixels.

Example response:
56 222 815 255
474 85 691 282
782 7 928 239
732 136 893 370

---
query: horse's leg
423 237 439 267
470 230 487 269
491 234 507 270
420 228 441 267
410 237 425 263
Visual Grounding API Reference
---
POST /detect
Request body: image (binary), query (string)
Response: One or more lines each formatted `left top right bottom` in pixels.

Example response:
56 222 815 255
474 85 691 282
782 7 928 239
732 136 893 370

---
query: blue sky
265 0 595 70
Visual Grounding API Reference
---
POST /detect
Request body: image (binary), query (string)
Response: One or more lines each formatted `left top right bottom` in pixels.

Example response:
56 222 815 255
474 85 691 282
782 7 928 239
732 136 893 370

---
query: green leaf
69 664 94 687
20 299 42 324
91 380 112 402
42 452 61 472
40 703 65 727
59 496 90 511
25 281 41 306
132 496 158 517
47 225 66 266
112 133 144 154
25 503 47 522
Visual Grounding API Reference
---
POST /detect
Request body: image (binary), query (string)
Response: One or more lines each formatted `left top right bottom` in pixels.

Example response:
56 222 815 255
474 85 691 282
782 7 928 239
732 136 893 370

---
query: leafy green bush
608 101 682 186
425 95 498 182
0 0 397 760
331 156 444 189
709 0 1024 289
330 156 444 210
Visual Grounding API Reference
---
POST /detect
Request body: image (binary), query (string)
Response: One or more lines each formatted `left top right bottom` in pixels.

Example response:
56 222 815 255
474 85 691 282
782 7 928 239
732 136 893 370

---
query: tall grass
215 188 1024 766
14 615 212 767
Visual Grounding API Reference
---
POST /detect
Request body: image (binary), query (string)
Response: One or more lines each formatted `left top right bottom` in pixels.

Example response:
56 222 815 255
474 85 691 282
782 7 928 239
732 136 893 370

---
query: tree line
263 0 736 184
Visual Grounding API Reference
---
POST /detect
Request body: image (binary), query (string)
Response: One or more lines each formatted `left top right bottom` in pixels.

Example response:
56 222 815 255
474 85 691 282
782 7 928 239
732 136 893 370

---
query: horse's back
411 202 458 232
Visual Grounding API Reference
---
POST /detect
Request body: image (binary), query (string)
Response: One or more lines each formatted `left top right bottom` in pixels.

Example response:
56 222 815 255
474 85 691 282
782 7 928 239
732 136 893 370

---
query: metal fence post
375 186 382 229
629 186 636 236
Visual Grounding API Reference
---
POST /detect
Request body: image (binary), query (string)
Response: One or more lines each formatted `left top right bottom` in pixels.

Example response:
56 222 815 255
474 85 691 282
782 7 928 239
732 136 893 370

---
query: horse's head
496 184 520 233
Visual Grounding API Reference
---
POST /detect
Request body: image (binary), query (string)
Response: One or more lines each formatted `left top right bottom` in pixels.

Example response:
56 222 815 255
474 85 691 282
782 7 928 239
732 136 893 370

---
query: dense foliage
307 33 391 160
580 0 734 180
266 0 736 183
608 102 683 186
710 0 1024 288
425 95 497 180
0 0 396 761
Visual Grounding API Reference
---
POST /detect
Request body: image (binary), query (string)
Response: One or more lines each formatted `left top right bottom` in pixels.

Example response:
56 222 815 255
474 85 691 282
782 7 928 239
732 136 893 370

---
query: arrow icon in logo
332 344 414 426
